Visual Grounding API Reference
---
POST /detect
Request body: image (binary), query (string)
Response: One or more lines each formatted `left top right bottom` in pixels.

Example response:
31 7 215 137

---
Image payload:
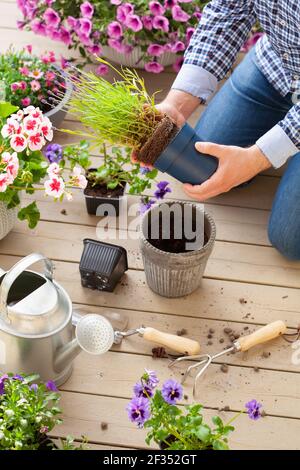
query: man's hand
184 142 271 201
156 89 200 127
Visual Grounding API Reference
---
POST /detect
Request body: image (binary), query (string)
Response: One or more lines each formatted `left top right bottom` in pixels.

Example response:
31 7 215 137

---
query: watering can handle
0 253 53 322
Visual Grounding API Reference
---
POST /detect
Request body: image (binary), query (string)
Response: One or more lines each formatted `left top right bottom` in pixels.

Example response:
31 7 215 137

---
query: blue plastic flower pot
154 123 218 185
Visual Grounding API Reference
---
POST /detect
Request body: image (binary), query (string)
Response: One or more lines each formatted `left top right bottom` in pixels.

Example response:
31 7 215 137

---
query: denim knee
268 218 300 260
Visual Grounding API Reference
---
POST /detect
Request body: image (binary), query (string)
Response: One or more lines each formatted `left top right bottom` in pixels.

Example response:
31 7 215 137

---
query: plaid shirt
172 0 300 168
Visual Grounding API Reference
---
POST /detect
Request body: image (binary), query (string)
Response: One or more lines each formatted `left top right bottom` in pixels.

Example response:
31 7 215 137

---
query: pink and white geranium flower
27 132 45 151
2 152 19 183
1 118 21 138
40 117 53 141
23 115 41 134
10 134 27 152
71 166 87 189
0 174 9 193
44 176 65 198
47 162 61 177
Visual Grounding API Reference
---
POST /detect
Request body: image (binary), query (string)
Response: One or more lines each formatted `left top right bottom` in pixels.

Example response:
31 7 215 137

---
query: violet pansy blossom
161 379 183 405
245 400 262 420
126 397 150 427
154 181 171 199
133 383 154 399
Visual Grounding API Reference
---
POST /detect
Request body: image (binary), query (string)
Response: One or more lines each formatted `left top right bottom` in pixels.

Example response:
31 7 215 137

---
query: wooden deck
1 1 300 450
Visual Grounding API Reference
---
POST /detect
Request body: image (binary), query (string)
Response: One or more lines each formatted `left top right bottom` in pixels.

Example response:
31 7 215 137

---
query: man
157 0 300 260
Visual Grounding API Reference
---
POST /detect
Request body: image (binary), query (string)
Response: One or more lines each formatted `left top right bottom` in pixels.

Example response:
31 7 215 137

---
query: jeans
195 47 300 260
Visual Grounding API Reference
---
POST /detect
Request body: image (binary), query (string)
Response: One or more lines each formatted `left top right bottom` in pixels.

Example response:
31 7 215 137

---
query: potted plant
61 61 218 186
82 144 167 216
0 102 88 238
140 200 215 297
17 1 263 74
127 370 263 450
0 373 88 450
0 47 72 128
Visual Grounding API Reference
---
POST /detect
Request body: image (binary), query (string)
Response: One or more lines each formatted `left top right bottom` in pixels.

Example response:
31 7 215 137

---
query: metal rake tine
168 354 208 369
193 356 213 399
181 356 211 385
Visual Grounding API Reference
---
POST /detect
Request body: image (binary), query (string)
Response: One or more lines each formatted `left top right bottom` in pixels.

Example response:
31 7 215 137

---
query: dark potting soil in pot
147 211 208 254
137 115 179 166
84 180 125 199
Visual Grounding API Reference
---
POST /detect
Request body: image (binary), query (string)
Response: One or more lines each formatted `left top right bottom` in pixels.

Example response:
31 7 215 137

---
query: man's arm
163 0 256 122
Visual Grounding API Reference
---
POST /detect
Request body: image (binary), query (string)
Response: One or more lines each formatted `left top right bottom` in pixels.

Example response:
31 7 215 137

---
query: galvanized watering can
0 253 113 386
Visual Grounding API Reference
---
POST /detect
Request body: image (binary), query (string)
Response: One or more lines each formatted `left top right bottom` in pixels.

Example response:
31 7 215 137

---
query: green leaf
212 415 223 428
107 180 119 189
212 439 229 450
18 201 40 229
0 101 18 118
195 424 211 443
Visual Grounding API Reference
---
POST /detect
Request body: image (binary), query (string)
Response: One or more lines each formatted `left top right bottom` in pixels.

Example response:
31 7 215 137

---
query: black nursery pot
154 123 218 185
38 435 58 450
84 169 125 216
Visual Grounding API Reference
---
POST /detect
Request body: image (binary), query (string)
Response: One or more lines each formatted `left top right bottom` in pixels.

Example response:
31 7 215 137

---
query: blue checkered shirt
172 0 300 168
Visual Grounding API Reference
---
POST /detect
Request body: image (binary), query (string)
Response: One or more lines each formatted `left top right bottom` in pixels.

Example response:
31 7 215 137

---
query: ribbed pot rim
140 200 216 259
44 65 73 118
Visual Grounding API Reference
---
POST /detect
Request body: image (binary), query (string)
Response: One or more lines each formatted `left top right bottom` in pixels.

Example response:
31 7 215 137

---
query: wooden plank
23 191 270 246
62 351 300 419
56 391 300 449
2 221 300 288
0 254 298 328
0 1 22 29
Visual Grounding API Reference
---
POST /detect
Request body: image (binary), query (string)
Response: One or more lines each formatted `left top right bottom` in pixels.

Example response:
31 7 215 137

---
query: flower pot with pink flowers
0 101 88 237
0 47 72 128
17 1 263 75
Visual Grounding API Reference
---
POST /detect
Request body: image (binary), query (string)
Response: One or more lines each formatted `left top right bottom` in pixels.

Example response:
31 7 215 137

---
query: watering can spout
54 339 82 373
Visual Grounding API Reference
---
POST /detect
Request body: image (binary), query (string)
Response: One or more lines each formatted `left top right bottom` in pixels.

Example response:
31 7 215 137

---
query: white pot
0 202 17 240
102 46 177 69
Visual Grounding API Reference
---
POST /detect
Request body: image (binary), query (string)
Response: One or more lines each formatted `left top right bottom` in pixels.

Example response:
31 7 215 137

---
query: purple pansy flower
126 397 150 427
30 383 38 392
152 15 169 32
145 61 164 73
13 374 23 381
140 166 151 175
107 21 123 39
44 143 63 163
80 1 94 18
172 5 190 22
154 181 171 199
125 14 143 32
143 369 159 388
46 380 58 392
140 198 155 214
43 8 61 27
245 400 262 420
0 374 8 395
133 382 154 399
147 44 165 57
149 1 165 16
161 379 183 405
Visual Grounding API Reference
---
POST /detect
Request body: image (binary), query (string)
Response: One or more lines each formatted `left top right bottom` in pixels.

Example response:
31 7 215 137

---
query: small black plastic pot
38 435 58 450
84 169 125 216
154 123 218 185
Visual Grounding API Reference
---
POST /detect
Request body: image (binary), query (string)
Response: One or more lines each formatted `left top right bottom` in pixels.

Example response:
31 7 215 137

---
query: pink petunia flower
67 16 78 29
27 133 45 151
171 41 185 53
107 21 123 39
60 56 69 69
46 26 61 41
142 15 153 30
108 38 124 52
80 1 94 18
43 8 61 27
30 80 41 92
88 44 102 55
21 97 31 107
149 1 165 15
144 61 164 73
116 3 134 23
171 5 190 21
96 64 109 76
10 134 27 152
59 27 72 45
44 176 65 198
30 20 47 36
173 55 184 72
147 44 165 57
193 11 202 20
125 14 143 32
78 17 92 36
152 15 169 32
25 44 32 54
45 71 56 82
110 0 122 4
186 26 195 43
164 0 177 7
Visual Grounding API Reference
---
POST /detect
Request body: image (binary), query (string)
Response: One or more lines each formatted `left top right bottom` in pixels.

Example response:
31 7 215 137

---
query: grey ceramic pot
45 66 73 128
140 201 216 298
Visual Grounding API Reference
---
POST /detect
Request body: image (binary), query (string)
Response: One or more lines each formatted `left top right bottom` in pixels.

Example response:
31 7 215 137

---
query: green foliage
0 101 18 119
145 392 234 450
0 374 62 450
86 144 158 195
61 140 92 171
18 201 40 229
63 60 161 150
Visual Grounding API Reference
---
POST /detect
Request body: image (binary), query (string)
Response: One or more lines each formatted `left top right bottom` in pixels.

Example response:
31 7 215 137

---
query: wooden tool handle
237 321 286 352
142 327 201 356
